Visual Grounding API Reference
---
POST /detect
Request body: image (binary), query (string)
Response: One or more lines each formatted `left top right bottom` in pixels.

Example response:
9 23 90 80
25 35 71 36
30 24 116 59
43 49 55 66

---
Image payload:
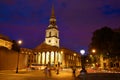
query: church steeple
45 5 59 47
49 5 56 26
51 5 55 19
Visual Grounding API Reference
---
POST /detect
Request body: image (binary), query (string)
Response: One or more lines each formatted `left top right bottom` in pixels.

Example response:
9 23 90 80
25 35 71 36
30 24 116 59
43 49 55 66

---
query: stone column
42 52 45 65
51 51 54 65
46 52 49 64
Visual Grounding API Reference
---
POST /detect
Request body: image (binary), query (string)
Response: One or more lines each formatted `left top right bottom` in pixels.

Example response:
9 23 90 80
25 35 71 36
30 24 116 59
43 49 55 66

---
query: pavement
0 69 120 80
0 69 78 80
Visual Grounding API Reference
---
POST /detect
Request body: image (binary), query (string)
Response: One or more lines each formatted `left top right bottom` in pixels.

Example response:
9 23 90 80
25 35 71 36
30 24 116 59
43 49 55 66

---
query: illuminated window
68 55 70 59
58 52 61 62
49 40 51 43
71 55 72 60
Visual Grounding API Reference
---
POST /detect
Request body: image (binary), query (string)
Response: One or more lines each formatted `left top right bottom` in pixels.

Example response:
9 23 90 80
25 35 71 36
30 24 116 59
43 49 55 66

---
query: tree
89 26 113 55
89 26 120 68
110 31 120 56
12 40 20 52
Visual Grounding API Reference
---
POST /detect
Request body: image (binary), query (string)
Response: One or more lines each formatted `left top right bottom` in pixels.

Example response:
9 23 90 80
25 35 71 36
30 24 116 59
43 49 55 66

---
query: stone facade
0 47 27 70
0 6 81 70
0 34 13 50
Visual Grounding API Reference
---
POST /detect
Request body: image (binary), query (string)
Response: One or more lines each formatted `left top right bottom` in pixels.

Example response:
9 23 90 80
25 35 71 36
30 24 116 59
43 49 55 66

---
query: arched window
49 40 51 43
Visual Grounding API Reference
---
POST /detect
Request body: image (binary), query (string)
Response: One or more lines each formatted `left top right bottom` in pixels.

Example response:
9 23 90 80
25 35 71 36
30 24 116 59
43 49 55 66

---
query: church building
26 6 81 68
0 6 81 70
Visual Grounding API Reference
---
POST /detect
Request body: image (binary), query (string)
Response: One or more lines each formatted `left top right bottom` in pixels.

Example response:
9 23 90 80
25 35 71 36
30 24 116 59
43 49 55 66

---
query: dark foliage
89 26 120 56
12 40 20 52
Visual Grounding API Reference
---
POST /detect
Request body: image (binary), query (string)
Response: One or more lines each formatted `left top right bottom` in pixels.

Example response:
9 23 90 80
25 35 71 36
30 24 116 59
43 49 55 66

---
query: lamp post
80 49 87 74
16 40 22 73
91 49 97 68
92 49 96 53
73 53 76 66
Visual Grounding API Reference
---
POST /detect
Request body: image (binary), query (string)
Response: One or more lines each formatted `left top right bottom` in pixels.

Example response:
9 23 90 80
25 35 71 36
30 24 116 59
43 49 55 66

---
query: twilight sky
0 0 120 53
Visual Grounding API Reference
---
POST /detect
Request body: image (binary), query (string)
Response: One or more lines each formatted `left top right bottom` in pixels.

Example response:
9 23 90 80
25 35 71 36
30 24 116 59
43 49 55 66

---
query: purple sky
0 0 120 53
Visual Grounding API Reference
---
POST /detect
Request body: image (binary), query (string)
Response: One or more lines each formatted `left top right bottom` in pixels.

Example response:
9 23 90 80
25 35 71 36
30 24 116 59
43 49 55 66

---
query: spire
49 4 56 26
51 4 55 18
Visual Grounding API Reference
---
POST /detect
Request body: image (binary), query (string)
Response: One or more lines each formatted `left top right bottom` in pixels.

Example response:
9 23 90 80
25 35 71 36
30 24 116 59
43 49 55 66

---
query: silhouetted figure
80 67 87 75
56 65 59 74
72 66 76 77
48 67 52 77
44 67 48 77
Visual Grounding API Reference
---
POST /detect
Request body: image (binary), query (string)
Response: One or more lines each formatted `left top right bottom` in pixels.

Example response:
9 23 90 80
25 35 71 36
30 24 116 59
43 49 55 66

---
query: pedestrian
48 67 52 77
56 65 59 74
44 67 48 77
56 67 59 74
72 66 76 77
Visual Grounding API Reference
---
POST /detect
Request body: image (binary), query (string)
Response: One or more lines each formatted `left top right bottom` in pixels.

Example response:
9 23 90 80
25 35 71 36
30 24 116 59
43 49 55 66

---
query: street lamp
16 40 22 73
18 40 22 45
80 49 87 74
92 49 96 53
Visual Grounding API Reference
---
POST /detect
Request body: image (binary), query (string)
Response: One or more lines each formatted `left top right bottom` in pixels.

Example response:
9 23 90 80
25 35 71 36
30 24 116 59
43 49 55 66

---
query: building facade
0 34 13 50
0 6 81 70
26 6 81 68
0 35 27 70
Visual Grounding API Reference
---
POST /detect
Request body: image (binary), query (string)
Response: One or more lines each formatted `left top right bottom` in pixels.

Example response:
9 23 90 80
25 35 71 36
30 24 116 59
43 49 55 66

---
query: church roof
34 42 80 57
34 42 59 52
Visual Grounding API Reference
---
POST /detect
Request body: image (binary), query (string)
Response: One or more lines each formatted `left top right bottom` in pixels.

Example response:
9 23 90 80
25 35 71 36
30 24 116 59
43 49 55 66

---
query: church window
55 32 57 37
49 32 51 37
49 40 51 43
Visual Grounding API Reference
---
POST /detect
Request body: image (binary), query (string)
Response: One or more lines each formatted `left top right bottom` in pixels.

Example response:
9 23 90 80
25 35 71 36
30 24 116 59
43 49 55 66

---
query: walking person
44 66 48 79
72 66 76 77
45 67 48 75
56 65 59 74
48 67 52 77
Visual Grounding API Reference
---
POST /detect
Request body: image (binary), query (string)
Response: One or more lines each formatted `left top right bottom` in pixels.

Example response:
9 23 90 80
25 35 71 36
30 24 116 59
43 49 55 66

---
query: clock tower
45 5 59 47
